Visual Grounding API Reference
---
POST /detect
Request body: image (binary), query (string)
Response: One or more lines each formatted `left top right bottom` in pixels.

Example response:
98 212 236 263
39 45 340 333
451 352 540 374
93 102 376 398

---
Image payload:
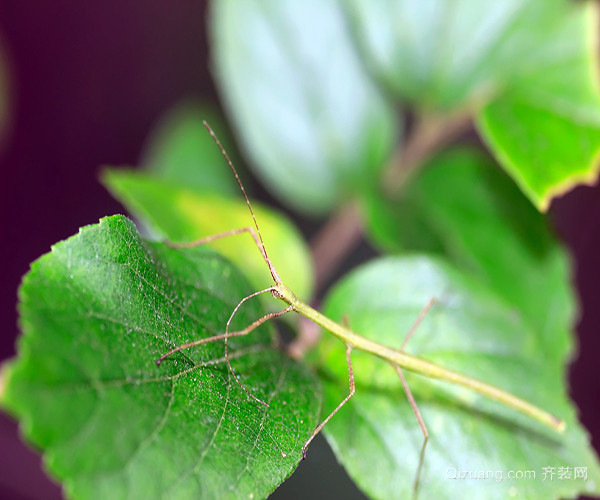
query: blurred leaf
211 0 398 214
1 215 320 499
344 0 585 110
477 2 600 210
364 148 572 367
141 101 239 196
102 170 314 302
346 0 600 209
315 256 600 500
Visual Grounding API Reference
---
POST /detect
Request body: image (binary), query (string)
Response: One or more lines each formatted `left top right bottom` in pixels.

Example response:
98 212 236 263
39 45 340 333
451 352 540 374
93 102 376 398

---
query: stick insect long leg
166 226 272 272
393 297 436 498
155 298 283 364
300 299 435 460
160 222 287 404
302 343 355 459
223 293 292 406
157 284 292 406
394 298 435 439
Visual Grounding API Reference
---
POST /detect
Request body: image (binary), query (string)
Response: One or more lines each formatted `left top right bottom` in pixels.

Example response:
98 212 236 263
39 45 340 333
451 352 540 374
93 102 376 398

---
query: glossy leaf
211 0 398 214
1 215 320 499
102 170 314 303
315 257 600 500
478 2 600 210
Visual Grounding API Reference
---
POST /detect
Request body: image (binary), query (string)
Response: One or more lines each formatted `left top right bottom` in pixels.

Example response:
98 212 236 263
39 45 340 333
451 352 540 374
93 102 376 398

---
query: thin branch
293 110 473 359
309 201 363 292
384 110 473 194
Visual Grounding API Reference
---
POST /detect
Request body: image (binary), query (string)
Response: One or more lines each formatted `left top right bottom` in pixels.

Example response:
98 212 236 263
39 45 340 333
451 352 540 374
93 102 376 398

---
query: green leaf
343 0 587 110
364 148 572 367
211 0 398 214
102 170 314 303
315 256 600 500
1 215 320 499
343 0 544 109
345 0 600 209
140 101 240 197
477 2 600 210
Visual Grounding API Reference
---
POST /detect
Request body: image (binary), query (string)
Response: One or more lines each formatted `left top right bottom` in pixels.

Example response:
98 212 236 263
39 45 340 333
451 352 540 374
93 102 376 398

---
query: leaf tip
98 165 138 201
537 156 600 212
98 164 121 189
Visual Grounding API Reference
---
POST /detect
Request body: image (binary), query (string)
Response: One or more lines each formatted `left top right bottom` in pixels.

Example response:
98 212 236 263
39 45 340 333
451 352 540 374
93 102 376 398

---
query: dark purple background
0 2 598 499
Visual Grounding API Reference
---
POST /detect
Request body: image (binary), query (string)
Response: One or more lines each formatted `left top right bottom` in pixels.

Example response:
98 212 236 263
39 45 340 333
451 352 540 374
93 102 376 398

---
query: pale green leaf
211 0 398 214
102 170 314 302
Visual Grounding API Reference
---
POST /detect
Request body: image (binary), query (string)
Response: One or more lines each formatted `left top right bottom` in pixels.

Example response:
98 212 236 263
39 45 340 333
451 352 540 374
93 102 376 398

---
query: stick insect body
157 122 565 460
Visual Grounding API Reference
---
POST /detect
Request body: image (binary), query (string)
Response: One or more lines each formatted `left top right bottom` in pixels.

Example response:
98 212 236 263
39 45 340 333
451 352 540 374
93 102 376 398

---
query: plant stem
384 110 473 194
296 110 474 358
309 201 363 292
309 109 474 296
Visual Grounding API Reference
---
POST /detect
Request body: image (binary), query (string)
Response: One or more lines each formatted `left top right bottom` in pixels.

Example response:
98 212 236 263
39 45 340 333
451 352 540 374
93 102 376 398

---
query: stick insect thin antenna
202 121 281 284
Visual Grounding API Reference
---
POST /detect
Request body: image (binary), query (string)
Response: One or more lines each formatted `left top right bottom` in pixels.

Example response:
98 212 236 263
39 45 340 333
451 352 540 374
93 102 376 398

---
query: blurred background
0 1 598 498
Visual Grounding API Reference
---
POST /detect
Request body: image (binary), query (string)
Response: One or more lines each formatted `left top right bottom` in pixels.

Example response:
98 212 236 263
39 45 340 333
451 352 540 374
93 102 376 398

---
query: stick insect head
270 282 299 308
202 121 282 284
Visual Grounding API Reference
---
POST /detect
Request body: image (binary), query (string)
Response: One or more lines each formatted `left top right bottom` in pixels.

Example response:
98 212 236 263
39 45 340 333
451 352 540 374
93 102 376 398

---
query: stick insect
156 122 565 462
